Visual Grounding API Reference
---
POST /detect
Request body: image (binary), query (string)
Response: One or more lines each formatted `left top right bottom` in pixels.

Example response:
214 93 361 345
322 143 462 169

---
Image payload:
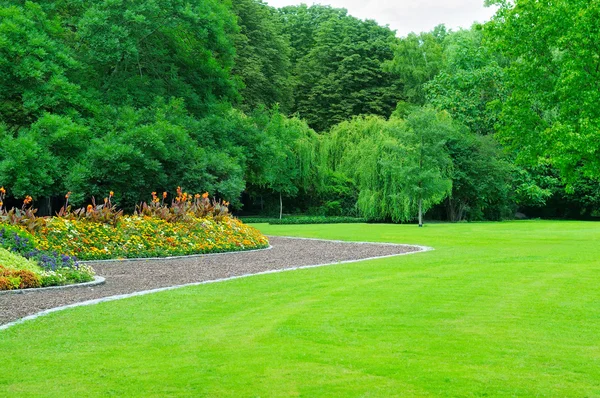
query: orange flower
104 198 108 204
152 191 157 196
65 192 71 199
0 201 3 207
202 192 209 199
86 204 93 213
194 193 201 199
0 187 6 194
109 191 114 197
163 192 167 199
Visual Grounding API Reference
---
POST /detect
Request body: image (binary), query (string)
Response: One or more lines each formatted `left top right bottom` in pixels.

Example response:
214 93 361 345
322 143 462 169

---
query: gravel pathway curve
0 237 425 327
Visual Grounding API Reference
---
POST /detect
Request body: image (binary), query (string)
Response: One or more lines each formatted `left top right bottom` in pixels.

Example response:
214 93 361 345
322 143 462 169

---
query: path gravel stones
0 236 422 326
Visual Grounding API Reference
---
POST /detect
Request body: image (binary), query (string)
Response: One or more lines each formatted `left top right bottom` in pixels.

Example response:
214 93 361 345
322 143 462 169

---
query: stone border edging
0 276 106 296
0 238 433 331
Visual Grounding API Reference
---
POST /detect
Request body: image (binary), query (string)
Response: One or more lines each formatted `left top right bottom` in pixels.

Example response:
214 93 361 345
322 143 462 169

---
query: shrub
0 247 41 272
0 276 17 290
0 266 42 289
240 216 367 225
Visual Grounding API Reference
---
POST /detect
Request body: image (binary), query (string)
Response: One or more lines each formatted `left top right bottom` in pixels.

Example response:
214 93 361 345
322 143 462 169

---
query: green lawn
2 221 600 396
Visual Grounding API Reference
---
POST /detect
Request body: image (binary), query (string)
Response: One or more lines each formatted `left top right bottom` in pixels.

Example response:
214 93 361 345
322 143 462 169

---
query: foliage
231 0 292 112
485 0 600 185
280 5 403 131
425 27 507 136
0 223 36 254
240 216 366 225
0 266 41 290
135 188 230 223
385 25 448 104
0 245 93 290
0 2 83 129
322 109 455 222
0 247 40 273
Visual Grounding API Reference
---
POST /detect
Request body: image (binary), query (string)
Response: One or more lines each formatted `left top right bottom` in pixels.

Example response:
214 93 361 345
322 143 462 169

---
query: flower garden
0 187 269 291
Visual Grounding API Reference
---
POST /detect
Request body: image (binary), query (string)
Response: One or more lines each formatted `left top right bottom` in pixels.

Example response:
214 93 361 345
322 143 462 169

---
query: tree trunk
279 192 283 220
418 196 423 227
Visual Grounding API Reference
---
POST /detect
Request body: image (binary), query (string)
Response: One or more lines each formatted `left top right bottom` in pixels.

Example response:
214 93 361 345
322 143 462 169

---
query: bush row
240 216 367 225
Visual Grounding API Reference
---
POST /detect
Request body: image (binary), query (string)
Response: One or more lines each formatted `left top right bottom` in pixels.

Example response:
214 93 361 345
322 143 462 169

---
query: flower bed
35 215 269 260
0 225 95 290
0 187 269 289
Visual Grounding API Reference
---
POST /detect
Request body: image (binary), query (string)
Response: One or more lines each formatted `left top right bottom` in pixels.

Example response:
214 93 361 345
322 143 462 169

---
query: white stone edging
0 276 105 296
0 238 433 331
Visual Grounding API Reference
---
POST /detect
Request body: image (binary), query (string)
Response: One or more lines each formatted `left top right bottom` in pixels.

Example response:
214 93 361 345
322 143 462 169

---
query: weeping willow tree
258 108 319 218
321 108 455 223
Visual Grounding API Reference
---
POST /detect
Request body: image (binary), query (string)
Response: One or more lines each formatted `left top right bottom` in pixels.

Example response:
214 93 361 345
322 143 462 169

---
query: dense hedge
240 216 367 225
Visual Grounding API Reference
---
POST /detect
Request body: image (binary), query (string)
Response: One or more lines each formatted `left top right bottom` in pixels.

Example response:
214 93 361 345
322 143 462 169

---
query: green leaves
281 5 403 131
0 3 82 128
321 108 456 222
486 0 600 184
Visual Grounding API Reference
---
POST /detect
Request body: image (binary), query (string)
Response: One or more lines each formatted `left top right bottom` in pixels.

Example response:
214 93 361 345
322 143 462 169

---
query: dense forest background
1 0 599 221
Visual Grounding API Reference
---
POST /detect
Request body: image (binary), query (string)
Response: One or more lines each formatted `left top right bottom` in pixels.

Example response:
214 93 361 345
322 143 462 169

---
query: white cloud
263 0 498 37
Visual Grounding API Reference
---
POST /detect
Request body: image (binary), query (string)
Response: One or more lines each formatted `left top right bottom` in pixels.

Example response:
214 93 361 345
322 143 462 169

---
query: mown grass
1 220 599 396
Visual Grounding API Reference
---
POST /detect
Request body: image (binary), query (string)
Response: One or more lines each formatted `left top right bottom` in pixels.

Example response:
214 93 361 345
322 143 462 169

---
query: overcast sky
264 0 498 37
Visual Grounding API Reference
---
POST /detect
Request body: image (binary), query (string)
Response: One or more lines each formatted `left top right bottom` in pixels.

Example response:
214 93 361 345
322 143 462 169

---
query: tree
0 3 83 130
443 129 513 221
231 0 293 113
253 108 318 218
485 0 600 185
385 25 448 105
280 5 403 131
322 109 454 224
425 27 506 136
401 108 454 226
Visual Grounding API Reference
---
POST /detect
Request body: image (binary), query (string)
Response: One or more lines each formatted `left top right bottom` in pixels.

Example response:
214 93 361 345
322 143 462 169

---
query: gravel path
0 237 424 326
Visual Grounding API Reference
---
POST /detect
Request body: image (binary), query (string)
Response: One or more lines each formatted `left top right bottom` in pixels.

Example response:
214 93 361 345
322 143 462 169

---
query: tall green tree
231 0 292 113
400 108 454 226
251 108 318 218
425 27 506 136
0 3 83 130
385 25 448 105
280 5 403 131
322 108 454 223
485 0 600 185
